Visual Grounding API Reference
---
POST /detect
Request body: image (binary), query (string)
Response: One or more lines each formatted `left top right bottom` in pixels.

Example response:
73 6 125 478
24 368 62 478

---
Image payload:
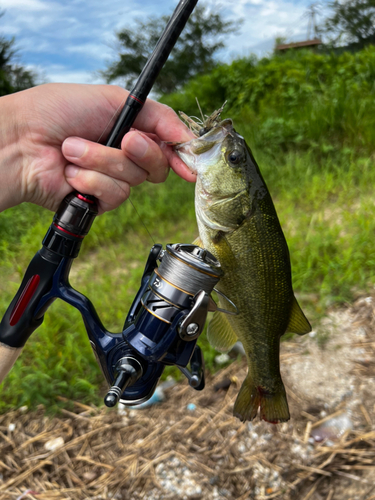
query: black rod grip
0 250 62 348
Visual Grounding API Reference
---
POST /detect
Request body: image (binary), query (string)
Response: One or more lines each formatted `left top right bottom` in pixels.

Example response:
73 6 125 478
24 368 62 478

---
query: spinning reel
0 192 222 406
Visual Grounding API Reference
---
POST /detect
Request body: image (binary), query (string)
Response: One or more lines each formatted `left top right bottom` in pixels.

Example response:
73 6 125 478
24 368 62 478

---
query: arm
0 344 21 383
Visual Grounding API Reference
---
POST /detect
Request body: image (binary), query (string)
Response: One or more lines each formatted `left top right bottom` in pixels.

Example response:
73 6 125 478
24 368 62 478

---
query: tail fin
233 374 290 424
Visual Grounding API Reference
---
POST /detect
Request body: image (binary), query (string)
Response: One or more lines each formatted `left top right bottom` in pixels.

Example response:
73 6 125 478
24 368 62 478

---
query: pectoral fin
287 296 311 335
192 237 204 247
207 311 238 352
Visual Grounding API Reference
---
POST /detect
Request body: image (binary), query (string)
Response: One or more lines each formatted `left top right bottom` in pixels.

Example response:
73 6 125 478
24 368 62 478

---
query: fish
174 109 311 423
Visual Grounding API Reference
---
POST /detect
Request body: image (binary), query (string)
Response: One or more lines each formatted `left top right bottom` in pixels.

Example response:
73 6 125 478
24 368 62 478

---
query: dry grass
1 296 375 500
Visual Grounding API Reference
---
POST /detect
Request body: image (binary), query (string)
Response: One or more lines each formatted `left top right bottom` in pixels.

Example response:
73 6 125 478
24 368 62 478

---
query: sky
1 0 327 85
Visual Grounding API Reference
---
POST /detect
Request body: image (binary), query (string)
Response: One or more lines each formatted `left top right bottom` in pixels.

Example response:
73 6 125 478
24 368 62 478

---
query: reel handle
104 357 144 407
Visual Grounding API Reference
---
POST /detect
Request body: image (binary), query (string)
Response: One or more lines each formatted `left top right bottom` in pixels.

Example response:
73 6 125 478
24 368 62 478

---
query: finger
133 101 195 143
62 137 149 187
162 145 197 183
64 165 130 214
121 131 170 184
123 130 195 182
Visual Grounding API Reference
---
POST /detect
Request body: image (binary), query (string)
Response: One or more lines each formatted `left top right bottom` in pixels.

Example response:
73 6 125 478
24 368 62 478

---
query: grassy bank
2 47 375 411
1 143 374 411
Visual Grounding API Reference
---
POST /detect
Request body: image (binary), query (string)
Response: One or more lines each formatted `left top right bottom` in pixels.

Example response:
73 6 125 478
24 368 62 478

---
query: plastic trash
128 386 165 409
126 378 176 410
310 411 353 443
215 353 230 365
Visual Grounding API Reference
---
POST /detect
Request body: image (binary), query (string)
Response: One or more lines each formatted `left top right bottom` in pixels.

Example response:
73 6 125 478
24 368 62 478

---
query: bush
161 46 375 156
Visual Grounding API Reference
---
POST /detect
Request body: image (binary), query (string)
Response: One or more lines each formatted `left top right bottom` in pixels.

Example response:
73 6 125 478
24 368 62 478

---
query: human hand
0 83 195 214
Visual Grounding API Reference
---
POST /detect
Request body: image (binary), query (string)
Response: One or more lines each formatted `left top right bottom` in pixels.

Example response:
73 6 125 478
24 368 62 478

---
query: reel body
118 243 222 405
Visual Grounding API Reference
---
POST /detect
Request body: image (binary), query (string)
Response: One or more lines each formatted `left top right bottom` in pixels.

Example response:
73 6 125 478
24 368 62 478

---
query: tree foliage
161 47 375 155
322 0 375 45
103 5 238 94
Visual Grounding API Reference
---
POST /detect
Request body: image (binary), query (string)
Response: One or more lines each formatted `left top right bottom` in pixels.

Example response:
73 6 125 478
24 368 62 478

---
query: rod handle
0 250 61 349
0 343 22 384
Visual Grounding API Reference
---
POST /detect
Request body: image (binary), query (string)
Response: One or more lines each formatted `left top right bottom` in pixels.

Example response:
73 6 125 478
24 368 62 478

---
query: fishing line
128 198 155 244
96 96 127 145
159 247 220 295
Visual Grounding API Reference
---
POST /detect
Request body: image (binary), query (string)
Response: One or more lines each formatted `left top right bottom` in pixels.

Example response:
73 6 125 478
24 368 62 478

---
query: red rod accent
53 224 84 239
10 275 41 326
129 94 144 105
77 194 94 204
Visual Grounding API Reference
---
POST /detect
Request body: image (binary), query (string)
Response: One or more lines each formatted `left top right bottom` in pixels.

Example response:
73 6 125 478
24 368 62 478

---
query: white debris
44 436 64 452
215 353 230 365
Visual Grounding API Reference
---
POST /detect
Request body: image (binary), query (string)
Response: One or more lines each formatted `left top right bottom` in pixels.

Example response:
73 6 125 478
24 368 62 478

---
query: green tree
103 5 239 94
0 12 36 96
322 0 375 45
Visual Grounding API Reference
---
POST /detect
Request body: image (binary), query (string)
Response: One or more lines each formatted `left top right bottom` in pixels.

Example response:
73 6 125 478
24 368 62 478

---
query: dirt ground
0 295 375 500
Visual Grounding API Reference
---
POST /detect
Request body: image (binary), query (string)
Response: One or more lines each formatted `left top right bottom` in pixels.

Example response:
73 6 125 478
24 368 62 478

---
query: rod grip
0 250 61 349
0 343 22 384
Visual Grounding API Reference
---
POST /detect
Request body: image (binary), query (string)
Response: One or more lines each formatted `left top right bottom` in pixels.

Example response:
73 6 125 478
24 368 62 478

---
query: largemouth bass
175 111 311 423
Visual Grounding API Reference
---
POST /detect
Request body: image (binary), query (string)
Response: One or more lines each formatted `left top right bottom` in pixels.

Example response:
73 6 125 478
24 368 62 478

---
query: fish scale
175 112 311 423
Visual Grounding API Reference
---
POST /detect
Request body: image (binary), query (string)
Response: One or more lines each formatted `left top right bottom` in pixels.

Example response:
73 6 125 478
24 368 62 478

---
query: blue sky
1 0 326 85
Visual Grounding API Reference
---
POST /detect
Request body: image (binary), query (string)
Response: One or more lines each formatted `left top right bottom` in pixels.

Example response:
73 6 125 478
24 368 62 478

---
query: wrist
0 93 24 211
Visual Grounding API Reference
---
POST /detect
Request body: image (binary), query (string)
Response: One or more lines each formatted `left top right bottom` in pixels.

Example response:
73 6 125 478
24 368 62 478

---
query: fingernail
63 138 87 159
65 165 79 178
126 134 148 159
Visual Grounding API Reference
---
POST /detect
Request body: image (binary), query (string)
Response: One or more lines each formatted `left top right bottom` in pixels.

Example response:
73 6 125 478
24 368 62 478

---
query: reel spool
141 244 222 329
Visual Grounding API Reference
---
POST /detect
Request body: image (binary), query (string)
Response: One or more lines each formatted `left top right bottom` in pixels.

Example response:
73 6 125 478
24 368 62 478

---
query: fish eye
228 149 242 165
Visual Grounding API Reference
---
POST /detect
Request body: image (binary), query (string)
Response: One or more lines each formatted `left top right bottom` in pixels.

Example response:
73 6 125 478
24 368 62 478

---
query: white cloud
46 66 105 84
66 42 113 60
223 0 312 57
1 0 318 84
1 0 51 9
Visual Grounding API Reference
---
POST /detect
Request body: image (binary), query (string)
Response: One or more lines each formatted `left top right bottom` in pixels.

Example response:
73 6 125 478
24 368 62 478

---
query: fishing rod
0 0 226 410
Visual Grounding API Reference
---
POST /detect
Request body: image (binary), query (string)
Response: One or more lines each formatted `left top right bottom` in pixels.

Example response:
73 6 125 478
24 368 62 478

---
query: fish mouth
174 119 233 174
